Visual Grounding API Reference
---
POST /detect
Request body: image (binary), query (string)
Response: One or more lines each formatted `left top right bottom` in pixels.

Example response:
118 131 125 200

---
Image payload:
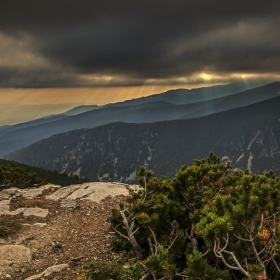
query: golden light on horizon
0 83 222 106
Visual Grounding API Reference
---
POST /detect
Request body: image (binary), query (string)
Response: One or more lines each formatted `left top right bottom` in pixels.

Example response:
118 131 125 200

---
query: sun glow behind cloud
0 71 278 125
0 70 278 107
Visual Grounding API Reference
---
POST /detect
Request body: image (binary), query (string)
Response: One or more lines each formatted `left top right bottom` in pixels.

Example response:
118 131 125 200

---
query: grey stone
60 199 78 209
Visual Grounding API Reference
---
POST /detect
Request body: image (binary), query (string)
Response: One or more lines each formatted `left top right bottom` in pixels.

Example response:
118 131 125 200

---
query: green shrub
108 153 280 279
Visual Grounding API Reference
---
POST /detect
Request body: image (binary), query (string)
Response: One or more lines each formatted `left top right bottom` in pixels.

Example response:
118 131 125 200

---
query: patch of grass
0 218 21 237
16 198 49 208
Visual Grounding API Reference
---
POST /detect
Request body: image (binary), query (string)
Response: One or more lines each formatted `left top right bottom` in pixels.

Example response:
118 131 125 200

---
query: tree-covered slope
5 96 280 182
0 159 89 187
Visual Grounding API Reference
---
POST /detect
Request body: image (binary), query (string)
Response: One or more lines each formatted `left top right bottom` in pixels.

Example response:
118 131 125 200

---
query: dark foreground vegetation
0 159 89 188
1 155 279 279
82 153 280 280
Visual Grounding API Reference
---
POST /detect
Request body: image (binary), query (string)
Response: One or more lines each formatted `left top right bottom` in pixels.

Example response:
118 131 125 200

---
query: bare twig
214 236 252 279
167 234 178 250
148 226 159 254
112 210 143 260
185 225 198 250
148 237 155 254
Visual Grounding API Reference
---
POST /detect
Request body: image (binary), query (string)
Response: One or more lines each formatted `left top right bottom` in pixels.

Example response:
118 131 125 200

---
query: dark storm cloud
0 0 279 87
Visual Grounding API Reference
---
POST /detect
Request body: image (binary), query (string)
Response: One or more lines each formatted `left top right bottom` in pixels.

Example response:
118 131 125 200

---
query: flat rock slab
0 184 61 200
18 184 59 198
46 185 80 201
67 184 96 200
20 188 45 199
23 208 49 217
46 182 129 201
84 182 129 202
3 207 49 217
0 245 31 263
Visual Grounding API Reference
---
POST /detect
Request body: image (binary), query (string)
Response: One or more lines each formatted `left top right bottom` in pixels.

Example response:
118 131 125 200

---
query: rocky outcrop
0 182 130 217
0 182 134 279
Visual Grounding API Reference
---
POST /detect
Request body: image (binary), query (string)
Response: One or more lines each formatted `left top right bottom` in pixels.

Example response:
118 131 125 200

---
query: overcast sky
0 0 279 89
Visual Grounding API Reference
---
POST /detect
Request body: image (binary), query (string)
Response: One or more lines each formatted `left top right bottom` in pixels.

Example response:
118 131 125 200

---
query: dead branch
148 226 160 254
185 224 198 250
214 235 252 279
112 209 143 260
141 175 148 202
167 233 178 250
148 237 155 254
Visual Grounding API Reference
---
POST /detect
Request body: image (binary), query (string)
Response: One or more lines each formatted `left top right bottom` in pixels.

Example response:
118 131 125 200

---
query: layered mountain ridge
5 95 280 182
0 82 279 156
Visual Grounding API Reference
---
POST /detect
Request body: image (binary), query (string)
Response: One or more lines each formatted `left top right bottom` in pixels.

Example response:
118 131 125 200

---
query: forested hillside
5 96 280 182
0 82 278 156
0 159 89 186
